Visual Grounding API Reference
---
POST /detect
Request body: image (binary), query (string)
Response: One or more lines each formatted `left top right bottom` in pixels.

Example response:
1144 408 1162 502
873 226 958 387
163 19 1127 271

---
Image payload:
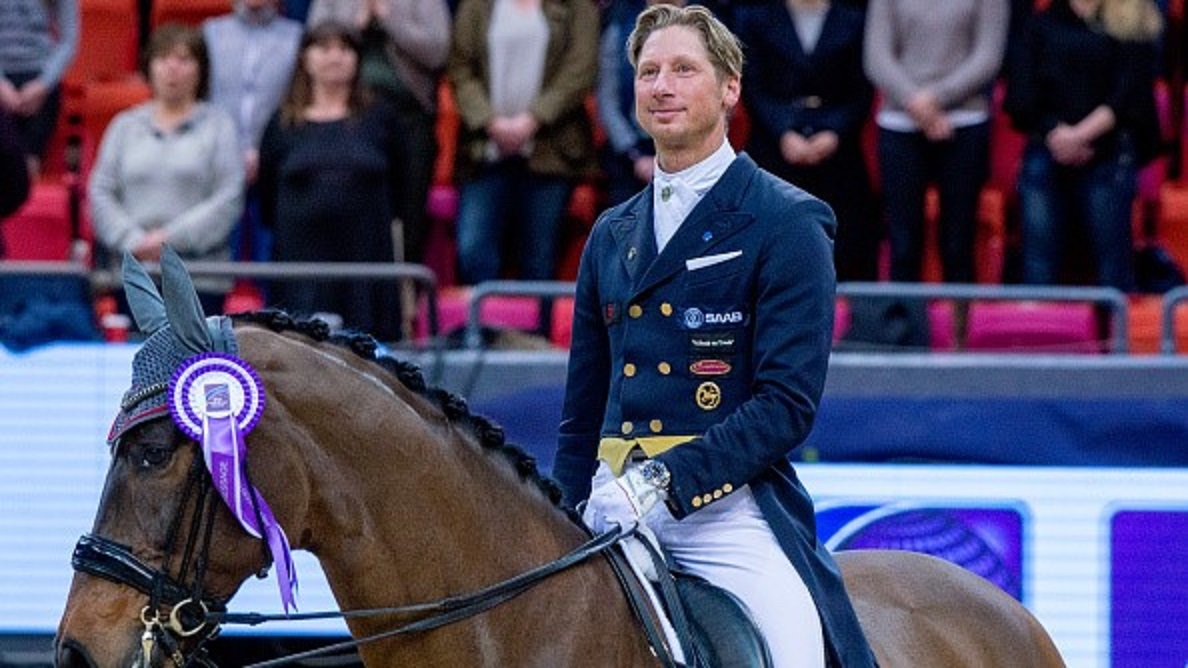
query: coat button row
627 302 675 318
619 420 665 435
625 362 674 376
690 483 734 508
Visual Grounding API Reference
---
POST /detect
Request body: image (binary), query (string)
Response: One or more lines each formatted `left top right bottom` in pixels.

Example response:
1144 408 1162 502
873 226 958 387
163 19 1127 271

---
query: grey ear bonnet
108 248 238 445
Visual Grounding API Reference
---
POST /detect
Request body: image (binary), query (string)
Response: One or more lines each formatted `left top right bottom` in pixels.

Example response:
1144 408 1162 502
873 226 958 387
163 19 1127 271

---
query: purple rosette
168 353 297 612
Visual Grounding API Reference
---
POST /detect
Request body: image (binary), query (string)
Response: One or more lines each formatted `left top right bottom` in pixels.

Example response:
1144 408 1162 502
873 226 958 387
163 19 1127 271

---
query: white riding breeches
591 463 826 668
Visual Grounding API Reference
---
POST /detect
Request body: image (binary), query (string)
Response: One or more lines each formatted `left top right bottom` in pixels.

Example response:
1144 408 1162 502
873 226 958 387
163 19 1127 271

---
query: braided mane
231 310 564 506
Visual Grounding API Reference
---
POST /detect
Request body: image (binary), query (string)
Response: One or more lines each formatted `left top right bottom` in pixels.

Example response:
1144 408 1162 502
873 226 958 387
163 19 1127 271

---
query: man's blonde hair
626 4 744 81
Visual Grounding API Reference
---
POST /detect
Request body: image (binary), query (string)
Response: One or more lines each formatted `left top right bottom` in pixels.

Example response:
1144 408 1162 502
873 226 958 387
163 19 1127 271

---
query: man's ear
722 75 741 112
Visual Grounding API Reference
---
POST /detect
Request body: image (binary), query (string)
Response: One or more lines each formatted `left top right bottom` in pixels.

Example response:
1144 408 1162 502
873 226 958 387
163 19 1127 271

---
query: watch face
644 460 671 490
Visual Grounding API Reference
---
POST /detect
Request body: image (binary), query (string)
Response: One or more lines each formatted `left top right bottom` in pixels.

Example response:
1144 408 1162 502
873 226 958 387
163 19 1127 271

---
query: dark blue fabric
879 121 991 283
804 395 1188 467
1017 141 1138 292
475 386 1188 470
0 275 100 351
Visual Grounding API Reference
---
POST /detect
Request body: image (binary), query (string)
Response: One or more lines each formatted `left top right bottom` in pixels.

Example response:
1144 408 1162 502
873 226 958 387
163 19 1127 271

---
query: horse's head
55 250 278 667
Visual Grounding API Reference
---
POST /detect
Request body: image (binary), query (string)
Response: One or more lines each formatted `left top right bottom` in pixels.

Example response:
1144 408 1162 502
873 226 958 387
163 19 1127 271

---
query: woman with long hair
258 21 406 340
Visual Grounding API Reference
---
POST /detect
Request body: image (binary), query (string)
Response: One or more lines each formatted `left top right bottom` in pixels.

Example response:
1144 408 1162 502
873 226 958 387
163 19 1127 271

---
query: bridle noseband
71 443 232 668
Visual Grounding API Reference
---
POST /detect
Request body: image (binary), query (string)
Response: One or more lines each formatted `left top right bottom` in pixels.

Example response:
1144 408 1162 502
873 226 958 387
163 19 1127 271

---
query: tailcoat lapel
633 155 759 297
607 185 658 286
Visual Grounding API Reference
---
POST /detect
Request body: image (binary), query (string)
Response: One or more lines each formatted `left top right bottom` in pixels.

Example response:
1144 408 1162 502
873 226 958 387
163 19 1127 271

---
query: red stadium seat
150 0 231 28
549 296 575 348
2 183 73 260
964 301 1101 353
63 0 140 90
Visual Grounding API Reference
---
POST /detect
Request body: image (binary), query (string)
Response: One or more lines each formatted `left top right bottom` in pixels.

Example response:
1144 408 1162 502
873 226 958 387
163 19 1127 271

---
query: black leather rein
75 522 629 668
219 524 630 668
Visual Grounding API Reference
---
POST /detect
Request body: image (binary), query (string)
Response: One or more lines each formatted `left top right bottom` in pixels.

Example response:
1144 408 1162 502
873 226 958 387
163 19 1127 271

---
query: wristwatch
639 458 672 493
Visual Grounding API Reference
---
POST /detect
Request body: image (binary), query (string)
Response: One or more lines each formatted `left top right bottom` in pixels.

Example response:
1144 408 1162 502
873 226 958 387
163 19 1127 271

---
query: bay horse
54 254 1066 667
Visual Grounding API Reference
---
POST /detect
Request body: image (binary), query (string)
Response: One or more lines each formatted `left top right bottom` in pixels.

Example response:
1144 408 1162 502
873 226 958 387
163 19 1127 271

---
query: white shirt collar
652 139 736 253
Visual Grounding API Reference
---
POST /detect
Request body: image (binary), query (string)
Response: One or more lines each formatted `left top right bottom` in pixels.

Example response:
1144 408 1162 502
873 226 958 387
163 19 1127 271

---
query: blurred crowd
0 0 1180 339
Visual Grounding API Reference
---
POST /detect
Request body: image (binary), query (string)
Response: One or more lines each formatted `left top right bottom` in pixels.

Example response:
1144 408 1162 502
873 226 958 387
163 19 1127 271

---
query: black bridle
72 447 228 668
71 442 633 668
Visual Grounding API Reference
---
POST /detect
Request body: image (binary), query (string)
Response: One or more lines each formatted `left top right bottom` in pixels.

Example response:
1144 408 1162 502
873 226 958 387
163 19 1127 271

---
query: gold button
660 302 673 316
702 494 714 505
713 489 723 499
624 363 637 377
722 483 733 493
621 421 633 435
691 496 703 508
657 361 671 375
628 304 643 318
649 419 663 433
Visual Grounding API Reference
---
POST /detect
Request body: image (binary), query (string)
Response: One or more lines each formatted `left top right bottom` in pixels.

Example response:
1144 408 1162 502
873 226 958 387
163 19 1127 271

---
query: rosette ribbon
170 352 297 612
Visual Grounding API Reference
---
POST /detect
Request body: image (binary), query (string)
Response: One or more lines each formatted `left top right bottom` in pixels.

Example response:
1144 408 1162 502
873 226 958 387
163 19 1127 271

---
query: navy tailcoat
555 154 877 667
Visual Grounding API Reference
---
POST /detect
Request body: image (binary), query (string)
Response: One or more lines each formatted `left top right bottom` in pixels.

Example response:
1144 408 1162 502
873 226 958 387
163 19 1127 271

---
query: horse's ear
122 251 168 335
160 246 214 353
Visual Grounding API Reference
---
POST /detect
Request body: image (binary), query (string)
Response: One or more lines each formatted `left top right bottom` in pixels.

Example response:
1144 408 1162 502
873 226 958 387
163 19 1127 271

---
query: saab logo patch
707 311 744 324
690 359 732 376
683 308 745 329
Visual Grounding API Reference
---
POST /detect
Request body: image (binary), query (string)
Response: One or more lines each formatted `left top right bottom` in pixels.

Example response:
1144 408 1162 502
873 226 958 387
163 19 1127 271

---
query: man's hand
582 464 666 534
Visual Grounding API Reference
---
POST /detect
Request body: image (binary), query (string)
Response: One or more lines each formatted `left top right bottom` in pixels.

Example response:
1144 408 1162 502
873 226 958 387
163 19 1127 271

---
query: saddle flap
608 534 772 668
673 572 772 668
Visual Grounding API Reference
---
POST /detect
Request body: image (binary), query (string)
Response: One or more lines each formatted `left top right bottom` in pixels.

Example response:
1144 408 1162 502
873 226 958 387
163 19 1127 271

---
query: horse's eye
137 444 172 470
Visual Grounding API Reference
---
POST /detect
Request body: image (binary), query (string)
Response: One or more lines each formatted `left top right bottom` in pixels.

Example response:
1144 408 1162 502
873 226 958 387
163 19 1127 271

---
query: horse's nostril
55 639 99 668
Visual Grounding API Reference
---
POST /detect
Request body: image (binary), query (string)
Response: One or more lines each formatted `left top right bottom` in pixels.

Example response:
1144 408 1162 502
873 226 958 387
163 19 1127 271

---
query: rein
77 516 630 668
221 524 630 668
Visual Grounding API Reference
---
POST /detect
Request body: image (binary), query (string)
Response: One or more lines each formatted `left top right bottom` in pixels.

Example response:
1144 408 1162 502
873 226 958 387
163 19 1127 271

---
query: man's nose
650 70 673 95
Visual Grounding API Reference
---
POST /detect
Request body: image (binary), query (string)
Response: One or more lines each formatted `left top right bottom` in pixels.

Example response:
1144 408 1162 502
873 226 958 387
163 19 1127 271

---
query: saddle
605 532 773 668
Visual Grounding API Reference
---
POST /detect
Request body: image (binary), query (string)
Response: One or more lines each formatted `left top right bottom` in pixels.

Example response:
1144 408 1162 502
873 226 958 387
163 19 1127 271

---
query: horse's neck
243 330 655 665
309 424 579 604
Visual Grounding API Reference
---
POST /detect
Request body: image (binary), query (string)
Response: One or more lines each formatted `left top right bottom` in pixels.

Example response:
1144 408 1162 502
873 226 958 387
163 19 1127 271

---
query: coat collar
607 153 759 297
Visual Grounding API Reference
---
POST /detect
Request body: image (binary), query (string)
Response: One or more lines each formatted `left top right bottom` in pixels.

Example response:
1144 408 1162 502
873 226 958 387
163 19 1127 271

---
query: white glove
581 464 668 534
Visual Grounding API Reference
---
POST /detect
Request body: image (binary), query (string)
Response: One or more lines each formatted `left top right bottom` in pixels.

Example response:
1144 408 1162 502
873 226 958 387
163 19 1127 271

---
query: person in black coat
735 0 879 281
1005 0 1163 291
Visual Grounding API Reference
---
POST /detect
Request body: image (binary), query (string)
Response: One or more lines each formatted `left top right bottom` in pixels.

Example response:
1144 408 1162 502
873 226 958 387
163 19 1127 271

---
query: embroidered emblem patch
696 381 721 411
690 332 736 353
690 359 732 376
683 307 745 329
604 302 619 325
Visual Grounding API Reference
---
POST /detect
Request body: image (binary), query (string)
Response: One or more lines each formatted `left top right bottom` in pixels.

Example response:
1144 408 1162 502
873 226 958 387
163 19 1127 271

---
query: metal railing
1160 285 1188 354
837 282 1130 354
460 280 1132 353
464 280 576 349
0 258 442 343
0 262 1147 355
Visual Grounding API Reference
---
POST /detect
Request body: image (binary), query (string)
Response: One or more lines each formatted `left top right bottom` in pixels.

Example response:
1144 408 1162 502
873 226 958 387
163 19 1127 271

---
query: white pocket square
686 250 742 271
